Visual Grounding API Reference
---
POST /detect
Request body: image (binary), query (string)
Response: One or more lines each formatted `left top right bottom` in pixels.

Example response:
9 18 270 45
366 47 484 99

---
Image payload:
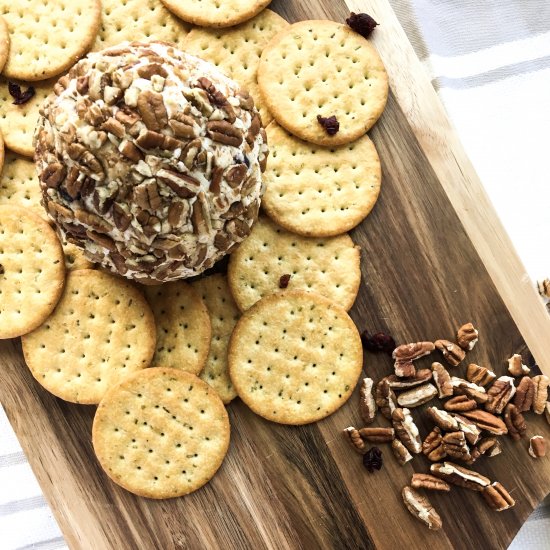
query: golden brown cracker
0 16 9 73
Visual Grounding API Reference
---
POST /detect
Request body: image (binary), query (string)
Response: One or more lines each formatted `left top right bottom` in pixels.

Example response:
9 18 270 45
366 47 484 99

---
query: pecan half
422 427 446 462
375 378 398 420
386 369 432 389
466 363 496 387
482 482 515 511
431 462 490 492
459 409 507 436
206 120 243 147
397 383 438 408
456 322 479 351
427 407 459 432
468 437 501 464
392 408 421 454
513 376 535 412
343 426 367 454
401 487 442 530
137 90 168 132
358 427 395 443
443 431 472 462
507 354 530 376
503 404 526 440
529 435 546 458
454 415 482 445
434 339 465 367
452 377 488 404
444 395 477 412
532 375 549 414
157 168 200 199
411 473 451 492
392 342 435 378
41 163 66 188
359 378 377 425
485 376 516 414
392 439 413 466
432 362 453 398
169 112 198 139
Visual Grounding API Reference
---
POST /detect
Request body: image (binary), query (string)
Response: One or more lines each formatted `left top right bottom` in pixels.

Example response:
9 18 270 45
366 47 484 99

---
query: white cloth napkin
1 1 549 548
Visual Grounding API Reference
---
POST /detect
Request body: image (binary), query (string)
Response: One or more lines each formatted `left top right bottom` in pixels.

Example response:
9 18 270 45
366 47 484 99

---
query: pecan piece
74 209 112 233
466 363 496 387
225 164 248 188
391 439 413 466
358 427 395 443
397 383 438 408
459 409 507 436
507 353 530 376
456 322 479 351
485 376 516 414
426 407 459 432
513 376 535 412
169 112 198 139
101 117 125 139
120 140 144 162
375 378 397 420
359 378 377 425
411 473 451 492
157 168 200 199
468 437 501 464
529 435 546 458
432 362 453 398
538 278 550 298
532 375 549 414
434 339 465 367
343 426 367 454
444 395 477 412
392 408 421 454
482 482 515 511
137 62 168 80
41 163 66 188
401 487 442 530
133 181 161 212
452 377 488 404
386 369 432 389
422 427 446 462
430 462 490 492
112 204 132 232
206 120 243 147
443 431 472 462
454 415 482 445
137 90 168 132
86 230 116 251
392 342 435 378
503 404 526 440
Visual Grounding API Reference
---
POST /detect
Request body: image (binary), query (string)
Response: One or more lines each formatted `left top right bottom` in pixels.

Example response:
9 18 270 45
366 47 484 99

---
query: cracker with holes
228 217 361 311
191 274 240 404
0 77 55 157
0 152 46 220
184 9 288 125
0 16 9 74
22 269 156 404
0 128 4 173
228 290 363 424
262 122 381 237
62 239 94 271
93 0 191 51
0 0 101 81
258 20 388 146
92 368 230 498
160 0 272 28
0 206 65 339
143 282 211 375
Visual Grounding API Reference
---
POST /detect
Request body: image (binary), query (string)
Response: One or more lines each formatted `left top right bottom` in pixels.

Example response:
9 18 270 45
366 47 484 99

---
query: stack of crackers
0 0 389 498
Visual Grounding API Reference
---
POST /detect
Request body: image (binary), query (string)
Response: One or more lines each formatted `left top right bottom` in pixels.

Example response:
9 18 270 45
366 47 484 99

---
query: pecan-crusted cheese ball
35 42 268 283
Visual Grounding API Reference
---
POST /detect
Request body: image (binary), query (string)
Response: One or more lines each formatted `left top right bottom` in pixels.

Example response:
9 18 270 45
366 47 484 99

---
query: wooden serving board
2 0 550 548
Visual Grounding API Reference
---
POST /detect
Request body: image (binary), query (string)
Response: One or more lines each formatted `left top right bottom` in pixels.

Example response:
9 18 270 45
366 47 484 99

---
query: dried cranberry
363 447 383 472
316 115 339 136
346 12 378 39
8 82 36 105
279 274 291 289
361 330 396 355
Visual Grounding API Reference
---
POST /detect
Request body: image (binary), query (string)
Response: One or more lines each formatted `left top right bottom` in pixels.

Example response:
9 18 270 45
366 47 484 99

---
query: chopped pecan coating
456 322 479 351
392 439 413 466
434 339 465 367
432 362 453 398
375 378 398 420
513 376 535 412
444 395 477 412
460 409 508 436
358 427 395 443
507 354 530 376
466 363 496 387
529 435 546 458
278 273 291 289
359 378 377 424
482 482 515 511
386 369 432 389
401 487 442 530
316 115 340 136
504 404 526 440
485 376 516 414
360 330 396 354
343 426 367 454
392 408 421 454
363 447 383 473
430 462 490 492
346 12 379 39
392 342 435 378
422 427 446 462
532 375 549 414
397 383 438 408
411 473 451 492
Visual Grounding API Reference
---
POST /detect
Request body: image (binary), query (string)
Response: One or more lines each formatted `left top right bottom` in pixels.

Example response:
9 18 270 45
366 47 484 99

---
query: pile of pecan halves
343 323 549 530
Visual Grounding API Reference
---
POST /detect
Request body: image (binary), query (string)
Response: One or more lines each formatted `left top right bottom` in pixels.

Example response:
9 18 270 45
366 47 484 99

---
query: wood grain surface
1 1 550 549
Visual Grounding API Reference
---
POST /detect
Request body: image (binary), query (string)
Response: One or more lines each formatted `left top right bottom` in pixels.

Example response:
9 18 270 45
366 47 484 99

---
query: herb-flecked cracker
0 206 65 339
191 274 240 404
228 217 361 311
258 20 388 146
0 0 101 81
22 269 156 404
262 122 381 237
228 291 363 424
183 9 288 125
160 0 272 28
92 368 230 499
143 282 211 375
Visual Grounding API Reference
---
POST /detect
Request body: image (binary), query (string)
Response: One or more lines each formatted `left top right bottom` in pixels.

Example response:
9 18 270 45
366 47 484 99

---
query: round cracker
0 152 47 220
22 269 156 404
191 274 240 404
93 0 191 51
262 122 381 237
228 291 363 425
92 368 230 499
160 0 272 28
258 20 389 146
183 9 288 125
228 217 361 311
0 77 55 158
0 16 9 73
62 238 94 271
143 282 211 375
0 0 101 81
0 128 4 173
0 206 65 339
